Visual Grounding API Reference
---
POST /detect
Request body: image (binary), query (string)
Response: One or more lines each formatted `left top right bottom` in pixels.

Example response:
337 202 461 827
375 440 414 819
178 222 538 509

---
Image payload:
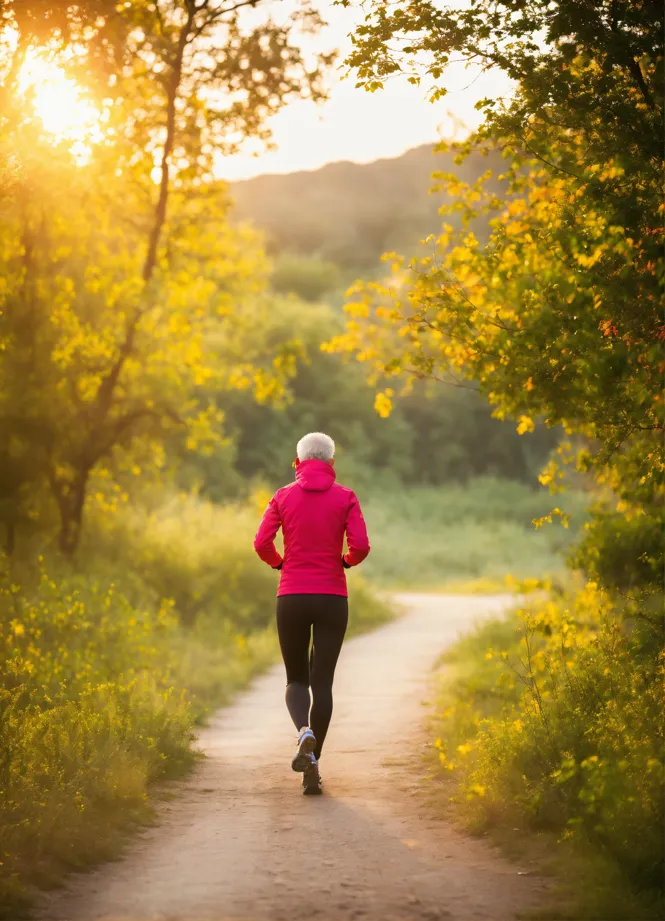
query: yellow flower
374 389 394 418
516 414 535 435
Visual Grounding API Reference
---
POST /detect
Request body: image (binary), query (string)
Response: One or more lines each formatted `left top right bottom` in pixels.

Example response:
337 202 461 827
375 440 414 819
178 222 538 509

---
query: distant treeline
179 302 559 500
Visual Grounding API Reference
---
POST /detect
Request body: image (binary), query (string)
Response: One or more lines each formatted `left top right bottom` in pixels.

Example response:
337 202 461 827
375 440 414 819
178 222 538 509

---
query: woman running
253 432 370 795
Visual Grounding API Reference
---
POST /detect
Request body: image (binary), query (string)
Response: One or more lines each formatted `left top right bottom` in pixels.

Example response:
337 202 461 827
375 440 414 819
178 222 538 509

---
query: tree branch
189 0 268 41
610 0 655 110
143 7 196 283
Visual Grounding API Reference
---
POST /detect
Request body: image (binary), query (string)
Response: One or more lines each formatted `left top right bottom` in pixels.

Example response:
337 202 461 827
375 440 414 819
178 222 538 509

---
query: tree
331 0 663 597
0 1 333 554
109 0 332 283
0 134 294 554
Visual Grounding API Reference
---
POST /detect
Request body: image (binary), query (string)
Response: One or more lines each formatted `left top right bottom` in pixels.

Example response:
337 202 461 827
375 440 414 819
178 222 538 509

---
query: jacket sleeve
253 495 283 568
343 492 370 567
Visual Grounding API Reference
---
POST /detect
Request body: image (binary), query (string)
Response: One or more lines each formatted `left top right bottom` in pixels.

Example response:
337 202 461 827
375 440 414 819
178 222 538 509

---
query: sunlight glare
18 51 103 155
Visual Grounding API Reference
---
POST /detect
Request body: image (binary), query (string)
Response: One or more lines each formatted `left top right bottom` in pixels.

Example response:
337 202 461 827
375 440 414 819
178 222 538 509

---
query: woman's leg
276 595 312 731
309 595 348 760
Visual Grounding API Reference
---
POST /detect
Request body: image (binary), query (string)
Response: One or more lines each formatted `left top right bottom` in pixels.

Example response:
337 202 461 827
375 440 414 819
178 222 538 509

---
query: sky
216 2 513 181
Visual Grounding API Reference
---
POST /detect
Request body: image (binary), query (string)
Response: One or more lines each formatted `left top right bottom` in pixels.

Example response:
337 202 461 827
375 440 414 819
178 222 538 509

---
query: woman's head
296 432 335 465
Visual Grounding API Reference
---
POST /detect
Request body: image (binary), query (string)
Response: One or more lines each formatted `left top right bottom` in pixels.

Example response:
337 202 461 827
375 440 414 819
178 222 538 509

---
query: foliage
0 132 299 556
0 565 193 915
83 492 283 631
332 0 663 559
271 252 344 302
186 299 561 499
0 0 333 556
0 1 123 51
433 584 664 914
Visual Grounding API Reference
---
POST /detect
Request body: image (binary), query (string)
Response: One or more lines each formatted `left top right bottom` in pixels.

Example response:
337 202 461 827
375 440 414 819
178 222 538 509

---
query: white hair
297 432 335 463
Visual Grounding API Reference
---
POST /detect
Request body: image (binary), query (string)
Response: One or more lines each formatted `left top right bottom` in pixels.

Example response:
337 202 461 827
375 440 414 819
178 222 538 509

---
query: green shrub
571 502 664 593
0 570 193 914
432 582 664 915
84 493 279 630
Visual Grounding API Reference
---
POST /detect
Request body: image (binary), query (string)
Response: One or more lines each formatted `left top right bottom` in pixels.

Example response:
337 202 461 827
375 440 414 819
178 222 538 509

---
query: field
361 478 588 589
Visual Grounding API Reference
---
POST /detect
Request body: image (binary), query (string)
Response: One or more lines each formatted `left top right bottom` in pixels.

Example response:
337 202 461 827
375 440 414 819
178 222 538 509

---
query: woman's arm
253 495 283 569
343 492 370 567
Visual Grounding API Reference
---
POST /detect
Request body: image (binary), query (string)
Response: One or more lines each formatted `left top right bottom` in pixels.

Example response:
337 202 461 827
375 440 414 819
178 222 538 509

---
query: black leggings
276 594 348 761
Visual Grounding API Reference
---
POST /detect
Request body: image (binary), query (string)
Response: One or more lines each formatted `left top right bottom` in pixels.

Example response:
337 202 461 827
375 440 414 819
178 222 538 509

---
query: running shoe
291 727 317 773
302 755 322 796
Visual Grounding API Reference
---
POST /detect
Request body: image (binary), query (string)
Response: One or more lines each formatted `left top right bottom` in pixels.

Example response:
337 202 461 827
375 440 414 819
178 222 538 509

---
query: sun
18 51 102 153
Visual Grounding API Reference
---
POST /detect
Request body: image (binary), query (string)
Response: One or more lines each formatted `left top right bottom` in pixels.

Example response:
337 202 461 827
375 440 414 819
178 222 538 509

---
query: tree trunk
56 469 89 558
142 14 192 284
5 519 16 558
48 12 194 555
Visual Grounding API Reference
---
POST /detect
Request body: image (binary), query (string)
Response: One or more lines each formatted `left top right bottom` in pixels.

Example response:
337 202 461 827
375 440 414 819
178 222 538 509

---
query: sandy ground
37 593 549 921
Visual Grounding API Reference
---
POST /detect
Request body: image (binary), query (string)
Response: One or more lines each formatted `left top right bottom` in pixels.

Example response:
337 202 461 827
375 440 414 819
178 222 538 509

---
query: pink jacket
253 459 370 596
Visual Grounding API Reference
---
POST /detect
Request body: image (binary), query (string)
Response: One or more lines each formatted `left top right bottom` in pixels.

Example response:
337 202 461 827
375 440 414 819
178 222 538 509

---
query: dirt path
38 594 548 921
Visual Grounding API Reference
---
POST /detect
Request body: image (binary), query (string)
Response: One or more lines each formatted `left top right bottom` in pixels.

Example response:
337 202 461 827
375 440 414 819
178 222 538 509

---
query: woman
253 432 370 795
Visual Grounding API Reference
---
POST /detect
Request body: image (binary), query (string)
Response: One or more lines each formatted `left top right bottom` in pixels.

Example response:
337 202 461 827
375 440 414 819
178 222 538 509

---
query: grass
427 590 664 920
360 478 588 589
0 493 395 918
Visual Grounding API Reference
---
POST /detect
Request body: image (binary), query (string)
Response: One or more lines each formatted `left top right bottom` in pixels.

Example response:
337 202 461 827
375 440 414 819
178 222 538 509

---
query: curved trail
38 594 547 921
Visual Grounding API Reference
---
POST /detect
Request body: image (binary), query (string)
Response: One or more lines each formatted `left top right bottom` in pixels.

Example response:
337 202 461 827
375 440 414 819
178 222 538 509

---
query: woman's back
254 458 369 596
253 432 370 795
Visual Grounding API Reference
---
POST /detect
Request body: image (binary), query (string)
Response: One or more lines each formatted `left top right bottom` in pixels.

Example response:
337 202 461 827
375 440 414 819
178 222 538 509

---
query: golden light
18 50 103 156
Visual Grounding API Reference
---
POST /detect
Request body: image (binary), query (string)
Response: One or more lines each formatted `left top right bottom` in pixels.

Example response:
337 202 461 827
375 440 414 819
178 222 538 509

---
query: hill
230 144 498 276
